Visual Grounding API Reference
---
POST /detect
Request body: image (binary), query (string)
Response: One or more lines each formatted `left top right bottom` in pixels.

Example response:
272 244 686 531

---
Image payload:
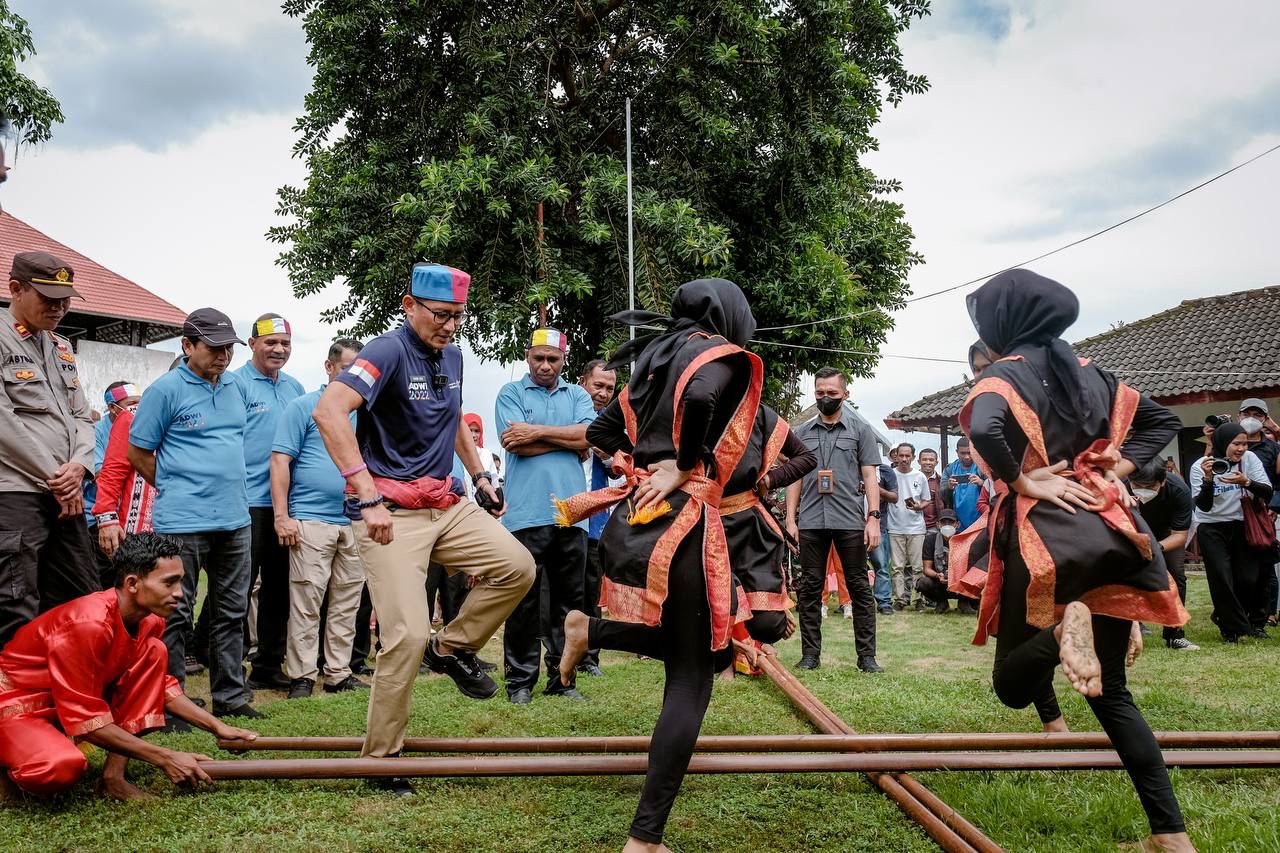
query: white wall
75 340 178 414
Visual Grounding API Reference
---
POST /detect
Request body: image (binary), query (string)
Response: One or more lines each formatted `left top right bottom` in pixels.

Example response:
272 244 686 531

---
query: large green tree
273 0 927 409
0 0 63 144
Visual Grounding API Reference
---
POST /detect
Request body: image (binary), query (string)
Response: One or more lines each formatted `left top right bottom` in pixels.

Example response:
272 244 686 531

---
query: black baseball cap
182 307 245 347
10 251 83 300
938 508 959 524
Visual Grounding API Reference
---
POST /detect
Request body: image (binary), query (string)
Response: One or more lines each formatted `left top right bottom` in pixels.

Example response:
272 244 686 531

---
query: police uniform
0 252 98 648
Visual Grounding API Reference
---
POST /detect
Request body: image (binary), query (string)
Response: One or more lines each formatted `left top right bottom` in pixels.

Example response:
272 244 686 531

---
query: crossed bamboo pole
203 644 1280 853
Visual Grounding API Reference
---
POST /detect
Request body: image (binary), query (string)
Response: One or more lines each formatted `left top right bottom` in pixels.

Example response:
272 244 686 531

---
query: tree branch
577 0 627 34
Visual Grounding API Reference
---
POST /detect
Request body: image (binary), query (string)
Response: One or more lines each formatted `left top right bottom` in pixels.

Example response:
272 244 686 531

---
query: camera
1205 414 1232 428
1211 458 1231 476
475 484 506 513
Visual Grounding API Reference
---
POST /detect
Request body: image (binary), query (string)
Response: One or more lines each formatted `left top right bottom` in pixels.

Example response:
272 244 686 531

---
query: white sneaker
1167 637 1201 651
820 606 828 620
842 604 853 619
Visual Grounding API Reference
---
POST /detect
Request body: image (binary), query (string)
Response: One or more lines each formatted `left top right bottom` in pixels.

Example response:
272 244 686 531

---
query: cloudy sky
6 0 1280 453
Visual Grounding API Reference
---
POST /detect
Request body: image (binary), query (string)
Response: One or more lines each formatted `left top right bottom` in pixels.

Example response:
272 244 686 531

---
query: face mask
939 524 956 538
816 397 843 416
1240 417 1263 435
1132 488 1158 504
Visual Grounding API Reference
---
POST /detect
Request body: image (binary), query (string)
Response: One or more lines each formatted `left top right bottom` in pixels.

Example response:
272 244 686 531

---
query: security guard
0 251 98 648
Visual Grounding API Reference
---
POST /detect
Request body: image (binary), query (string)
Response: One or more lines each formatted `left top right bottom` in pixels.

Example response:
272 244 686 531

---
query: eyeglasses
413 298 466 325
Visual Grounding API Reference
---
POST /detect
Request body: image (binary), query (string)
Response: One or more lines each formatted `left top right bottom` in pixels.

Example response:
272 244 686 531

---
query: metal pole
217 731 1280 755
199 750 1280 781
625 97 635 342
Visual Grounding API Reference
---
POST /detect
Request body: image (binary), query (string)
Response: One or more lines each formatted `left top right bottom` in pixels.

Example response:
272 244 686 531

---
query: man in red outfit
0 533 257 800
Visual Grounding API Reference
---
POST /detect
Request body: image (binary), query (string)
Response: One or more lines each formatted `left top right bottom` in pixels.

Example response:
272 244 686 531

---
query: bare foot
622 838 672 853
1042 716 1070 734
559 610 590 688
98 775 156 802
1057 601 1102 698
1120 833 1196 852
1126 621 1143 668
718 666 735 683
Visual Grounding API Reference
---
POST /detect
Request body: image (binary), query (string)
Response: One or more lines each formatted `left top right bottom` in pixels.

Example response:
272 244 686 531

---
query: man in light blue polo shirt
236 312 305 691
127 307 260 721
496 328 596 705
271 337 367 700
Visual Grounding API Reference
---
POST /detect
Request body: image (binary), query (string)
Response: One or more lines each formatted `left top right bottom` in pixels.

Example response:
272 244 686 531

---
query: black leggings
1197 520 1261 640
991 548 1185 834
586 548 732 843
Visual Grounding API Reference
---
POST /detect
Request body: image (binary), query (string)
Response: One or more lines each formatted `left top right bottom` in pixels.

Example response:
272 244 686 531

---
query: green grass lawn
2 574 1277 852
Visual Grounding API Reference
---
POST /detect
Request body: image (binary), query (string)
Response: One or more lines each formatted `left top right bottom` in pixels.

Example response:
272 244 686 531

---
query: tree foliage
0 0 63 145
273 0 928 410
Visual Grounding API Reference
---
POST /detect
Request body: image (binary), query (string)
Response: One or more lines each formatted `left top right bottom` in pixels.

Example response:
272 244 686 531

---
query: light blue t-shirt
129 362 250 533
272 387 352 526
84 415 113 527
495 375 596 532
236 361 305 508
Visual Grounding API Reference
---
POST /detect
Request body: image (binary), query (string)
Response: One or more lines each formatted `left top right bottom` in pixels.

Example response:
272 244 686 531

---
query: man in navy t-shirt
312 263 534 792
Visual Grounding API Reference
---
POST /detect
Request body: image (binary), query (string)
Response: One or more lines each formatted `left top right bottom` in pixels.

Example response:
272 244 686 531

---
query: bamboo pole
199 749 1280 781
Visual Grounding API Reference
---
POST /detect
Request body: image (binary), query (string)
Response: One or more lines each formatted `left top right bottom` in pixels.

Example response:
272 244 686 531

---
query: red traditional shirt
0 590 181 737
92 407 156 533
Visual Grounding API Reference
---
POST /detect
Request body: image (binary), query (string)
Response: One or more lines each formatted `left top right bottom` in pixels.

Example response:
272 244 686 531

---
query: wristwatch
867 509 882 519
472 471 496 487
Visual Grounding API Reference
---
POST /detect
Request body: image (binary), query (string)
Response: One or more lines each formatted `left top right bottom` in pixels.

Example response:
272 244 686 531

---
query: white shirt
465 447 504 502
1188 450 1267 525
887 468 931 535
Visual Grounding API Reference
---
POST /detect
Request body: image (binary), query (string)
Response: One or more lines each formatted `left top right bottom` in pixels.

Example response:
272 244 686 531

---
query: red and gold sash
555 337 763 650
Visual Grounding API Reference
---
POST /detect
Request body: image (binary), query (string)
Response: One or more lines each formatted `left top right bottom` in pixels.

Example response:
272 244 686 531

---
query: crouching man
0 533 258 800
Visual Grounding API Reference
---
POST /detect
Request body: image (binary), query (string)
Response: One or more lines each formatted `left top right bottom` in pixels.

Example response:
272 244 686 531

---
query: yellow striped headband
530 328 567 352
253 317 292 338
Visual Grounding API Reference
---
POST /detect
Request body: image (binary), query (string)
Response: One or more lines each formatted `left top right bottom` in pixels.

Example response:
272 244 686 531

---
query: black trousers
1197 521 1260 640
1161 547 1188 642
89 528 116 591
992 542 1184 834
796 529 876 659
350 583 373 669
249 507 290 675
582 538 604 668
426 562 468 626
0 492 98 649
914 575 978 610
586 537 732 843
504 525 586 695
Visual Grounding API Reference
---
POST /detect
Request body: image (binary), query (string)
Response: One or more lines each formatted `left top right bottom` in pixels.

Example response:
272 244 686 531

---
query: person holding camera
914 508 978 614
888 443 931 611
312 263 535 793
1189 422 1273 643
942 438 984 531
1236 399 1280 628
496 328 597 705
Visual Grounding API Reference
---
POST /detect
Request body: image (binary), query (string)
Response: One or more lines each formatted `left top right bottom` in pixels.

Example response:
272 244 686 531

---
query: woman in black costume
959 269 1194 853
554 278 764 852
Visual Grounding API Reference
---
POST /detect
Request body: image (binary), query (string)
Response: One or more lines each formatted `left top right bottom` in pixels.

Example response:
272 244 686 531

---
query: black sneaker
934 601 950 615
1248 627 1270 639
878 606 895 615
351 662 375 676
288 678 315 700
795 656 820 670
577 663 605 677
161 714 192 734
367 755 414 798
456 650 497 673
956 600 978 615
324 675 371 693
214 703 265 720
189 696 207 708
913 599 928 612
247 669 292 690
184 655 205 675
422 638 499 699
508 687 532 705
857 656 884 673
547 687 589 702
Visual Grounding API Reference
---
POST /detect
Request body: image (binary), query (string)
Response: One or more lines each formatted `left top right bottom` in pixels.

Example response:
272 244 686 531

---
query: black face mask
816 397 843 416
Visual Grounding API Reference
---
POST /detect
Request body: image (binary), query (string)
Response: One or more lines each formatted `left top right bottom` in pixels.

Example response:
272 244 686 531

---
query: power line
749 339 965 364
756 140 1280 333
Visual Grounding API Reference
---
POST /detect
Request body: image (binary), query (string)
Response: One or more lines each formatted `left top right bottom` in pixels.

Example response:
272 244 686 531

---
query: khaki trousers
285 519 365 686
355 500 535 757
890 532 925 607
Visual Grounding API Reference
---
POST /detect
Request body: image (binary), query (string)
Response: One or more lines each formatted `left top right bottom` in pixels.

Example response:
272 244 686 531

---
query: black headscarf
608 276 754 382
967 339 995 376
966 269 1090 421
1211 422 1246 459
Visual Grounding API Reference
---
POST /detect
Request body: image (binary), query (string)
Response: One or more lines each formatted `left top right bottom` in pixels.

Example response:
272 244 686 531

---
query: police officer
0 251 99 647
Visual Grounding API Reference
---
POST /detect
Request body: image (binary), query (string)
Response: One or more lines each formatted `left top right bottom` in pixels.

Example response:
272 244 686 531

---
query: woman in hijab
958 269 1194 852
1188 422 1272 642
555 278 764 852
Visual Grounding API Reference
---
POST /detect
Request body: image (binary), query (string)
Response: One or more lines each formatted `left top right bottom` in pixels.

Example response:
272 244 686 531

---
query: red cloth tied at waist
1069 440 1153 560
554 451 735 651
348 475 460 511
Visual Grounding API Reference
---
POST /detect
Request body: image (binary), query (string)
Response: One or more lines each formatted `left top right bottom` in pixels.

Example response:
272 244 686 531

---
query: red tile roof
0 211 186 329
